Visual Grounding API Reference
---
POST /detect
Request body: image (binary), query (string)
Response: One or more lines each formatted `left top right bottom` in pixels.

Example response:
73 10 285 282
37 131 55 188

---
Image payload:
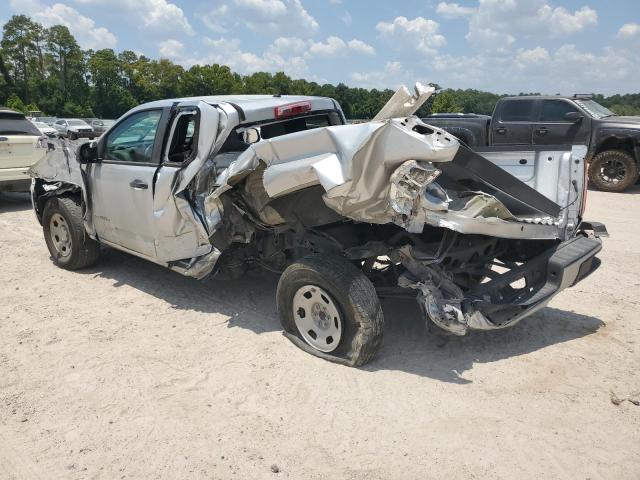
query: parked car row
30 115 117 138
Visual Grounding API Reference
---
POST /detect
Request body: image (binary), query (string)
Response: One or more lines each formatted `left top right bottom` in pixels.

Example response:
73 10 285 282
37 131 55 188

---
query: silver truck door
151 101 223 262
89 108 165 258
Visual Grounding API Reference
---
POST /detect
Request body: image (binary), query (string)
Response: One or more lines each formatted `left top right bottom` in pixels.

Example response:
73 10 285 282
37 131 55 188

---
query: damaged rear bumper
403 233 603 335
465 234 602 331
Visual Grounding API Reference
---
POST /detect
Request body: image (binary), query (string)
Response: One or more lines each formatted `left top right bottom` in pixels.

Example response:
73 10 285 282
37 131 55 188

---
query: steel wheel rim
599 159 627 184
292 285 343 353
49 213 72 258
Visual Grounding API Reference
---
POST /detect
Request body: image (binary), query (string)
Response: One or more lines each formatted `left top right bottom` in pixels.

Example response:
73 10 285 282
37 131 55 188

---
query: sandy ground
0 187 638 480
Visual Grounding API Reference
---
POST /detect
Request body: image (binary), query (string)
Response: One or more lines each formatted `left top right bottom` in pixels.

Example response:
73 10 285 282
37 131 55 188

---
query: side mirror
242 127 261 144
565 111 583 122
78 141 98 164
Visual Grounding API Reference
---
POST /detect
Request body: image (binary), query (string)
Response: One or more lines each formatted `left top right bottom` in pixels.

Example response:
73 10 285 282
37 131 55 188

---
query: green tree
1 15 41 102
431 90 463 113
87 49 136 117
6 92 26 112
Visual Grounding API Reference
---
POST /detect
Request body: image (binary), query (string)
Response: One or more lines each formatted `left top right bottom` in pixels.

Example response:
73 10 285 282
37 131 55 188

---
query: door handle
496 127 507 134
536 127 548 135
129 180 148 190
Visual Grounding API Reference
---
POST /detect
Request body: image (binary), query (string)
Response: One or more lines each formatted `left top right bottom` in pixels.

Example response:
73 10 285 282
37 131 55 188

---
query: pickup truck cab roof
126 94 342 125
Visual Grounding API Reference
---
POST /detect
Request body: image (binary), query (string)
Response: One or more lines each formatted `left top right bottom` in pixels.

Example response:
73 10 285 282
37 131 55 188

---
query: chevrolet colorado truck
425 95 640 193
29 84 605 366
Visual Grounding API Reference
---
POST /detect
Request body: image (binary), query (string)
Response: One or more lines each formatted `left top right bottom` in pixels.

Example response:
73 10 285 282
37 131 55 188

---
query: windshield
68 120 88 126
33 122 49 128
574 100 616 119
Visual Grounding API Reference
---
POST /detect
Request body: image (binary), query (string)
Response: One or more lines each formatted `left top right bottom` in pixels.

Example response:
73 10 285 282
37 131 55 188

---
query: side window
105 110 162 163
499 100 536 122
166 113 197 163
540 100 578 122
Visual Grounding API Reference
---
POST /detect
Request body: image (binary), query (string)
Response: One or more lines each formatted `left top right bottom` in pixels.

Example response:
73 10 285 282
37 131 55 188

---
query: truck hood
598 116 640 128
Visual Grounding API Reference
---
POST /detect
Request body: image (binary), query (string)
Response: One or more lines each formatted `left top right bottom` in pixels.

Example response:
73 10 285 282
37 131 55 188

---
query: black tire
588 150 638 192
42 196 100 270
69 132 77 140
277 254 384 366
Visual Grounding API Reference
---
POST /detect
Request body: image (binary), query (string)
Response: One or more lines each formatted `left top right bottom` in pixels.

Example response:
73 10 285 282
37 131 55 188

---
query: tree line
2 15 639 120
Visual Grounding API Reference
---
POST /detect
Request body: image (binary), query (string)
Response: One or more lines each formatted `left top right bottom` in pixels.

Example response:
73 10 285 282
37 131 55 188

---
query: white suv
53 118 95 140
0 108 46 192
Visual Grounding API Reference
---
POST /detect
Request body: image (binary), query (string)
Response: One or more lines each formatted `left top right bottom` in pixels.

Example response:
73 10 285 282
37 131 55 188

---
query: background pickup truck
425 95 640 192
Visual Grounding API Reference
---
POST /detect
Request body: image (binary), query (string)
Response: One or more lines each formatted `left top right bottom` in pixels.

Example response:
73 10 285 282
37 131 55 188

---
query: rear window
499 100 536 122
0 112 42 136
260 113 338 139
220 112 341 153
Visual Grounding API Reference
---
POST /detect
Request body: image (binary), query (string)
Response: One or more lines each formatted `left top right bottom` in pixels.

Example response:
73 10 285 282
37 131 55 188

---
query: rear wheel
42 196 100 270
588 150 638 192
277 255 384 366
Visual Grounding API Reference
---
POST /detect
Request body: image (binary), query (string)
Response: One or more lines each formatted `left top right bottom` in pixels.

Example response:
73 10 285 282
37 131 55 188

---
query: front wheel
69 132 77 140
42 196 100 270
588 150 638 192
277 255 384 366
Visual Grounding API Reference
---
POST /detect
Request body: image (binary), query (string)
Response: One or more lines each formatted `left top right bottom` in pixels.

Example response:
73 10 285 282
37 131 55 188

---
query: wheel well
595 137 638 162
33 179 83 223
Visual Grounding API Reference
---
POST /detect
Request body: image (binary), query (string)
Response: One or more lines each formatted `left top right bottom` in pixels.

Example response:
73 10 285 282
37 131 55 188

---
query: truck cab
425 94 640 192
492 96 591 146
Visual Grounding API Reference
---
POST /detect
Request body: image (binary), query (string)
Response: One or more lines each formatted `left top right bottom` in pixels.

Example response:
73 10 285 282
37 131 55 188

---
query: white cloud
141 0 194 35
158 39 184 59
436 2 476 19
466 1 597 53
30 2 116 49
617 23 640 39
224 0 319 36
65 0 194 36
543 5 597 34
308 37 376 57
427 43 639 95
515 46 550 69
268 36 309 55
340 11 352 26
350 61 413 89
233 0 287 17
187 37 309 77
309 36 346 56
347 39 375 56
376 16 446 55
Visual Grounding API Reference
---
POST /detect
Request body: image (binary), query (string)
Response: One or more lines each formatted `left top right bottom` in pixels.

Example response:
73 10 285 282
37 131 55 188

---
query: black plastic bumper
466 234 603 328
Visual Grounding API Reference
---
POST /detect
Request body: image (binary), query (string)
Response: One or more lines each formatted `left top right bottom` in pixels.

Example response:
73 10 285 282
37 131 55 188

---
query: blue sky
4 0 640 94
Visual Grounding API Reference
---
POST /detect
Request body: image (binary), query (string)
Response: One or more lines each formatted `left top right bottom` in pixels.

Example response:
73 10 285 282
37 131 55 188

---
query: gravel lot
1 187 639 479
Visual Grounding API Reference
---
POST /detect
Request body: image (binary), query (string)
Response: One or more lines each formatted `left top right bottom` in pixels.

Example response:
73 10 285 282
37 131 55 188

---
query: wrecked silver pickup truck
30 83 605 366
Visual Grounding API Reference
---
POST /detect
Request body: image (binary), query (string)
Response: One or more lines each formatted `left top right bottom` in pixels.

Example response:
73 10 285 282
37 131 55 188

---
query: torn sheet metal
203 114 570 241
206 116 460 226
372 82 435 121
28 138 98 235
